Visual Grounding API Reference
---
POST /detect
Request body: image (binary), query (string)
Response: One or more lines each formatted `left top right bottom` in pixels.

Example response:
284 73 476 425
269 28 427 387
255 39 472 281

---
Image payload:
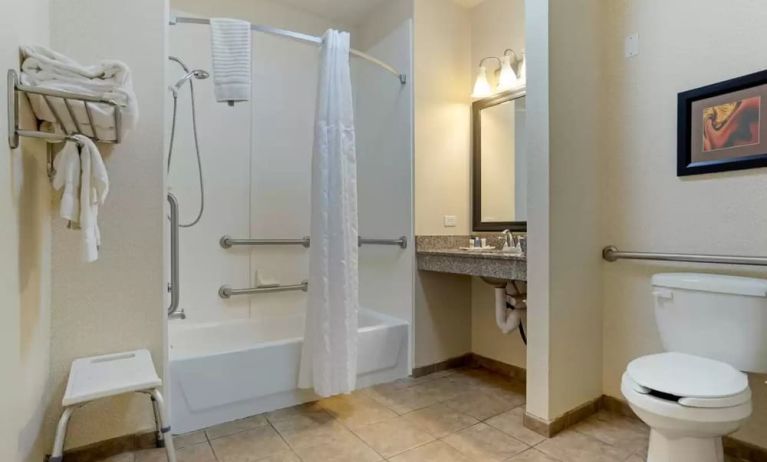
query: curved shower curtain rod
169 15 407 85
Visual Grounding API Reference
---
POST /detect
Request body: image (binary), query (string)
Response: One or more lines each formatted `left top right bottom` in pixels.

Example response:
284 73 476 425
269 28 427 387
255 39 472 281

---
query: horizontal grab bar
220 235 408 249
602 245 767 267
219 281 308 299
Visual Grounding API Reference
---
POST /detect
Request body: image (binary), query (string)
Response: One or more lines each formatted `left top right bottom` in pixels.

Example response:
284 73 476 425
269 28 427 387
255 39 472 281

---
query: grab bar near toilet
602 246 767 267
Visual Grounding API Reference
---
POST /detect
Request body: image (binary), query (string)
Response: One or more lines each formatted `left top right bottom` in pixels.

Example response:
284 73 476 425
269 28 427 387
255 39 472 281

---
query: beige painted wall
600 0 767 447
0 1 53 460
44 0 169 450
413 0 472 236
526 0 604 421
468 0 527 368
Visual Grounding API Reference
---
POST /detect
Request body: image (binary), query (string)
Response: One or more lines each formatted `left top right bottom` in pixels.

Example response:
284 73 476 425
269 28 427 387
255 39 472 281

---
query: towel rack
7 69 122 149
602 245 767 267
219 235 408 249
219 281 308 299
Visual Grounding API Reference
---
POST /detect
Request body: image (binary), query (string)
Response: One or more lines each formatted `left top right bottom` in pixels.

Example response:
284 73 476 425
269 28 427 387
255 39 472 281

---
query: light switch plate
443 215 457 227
625 33 639 58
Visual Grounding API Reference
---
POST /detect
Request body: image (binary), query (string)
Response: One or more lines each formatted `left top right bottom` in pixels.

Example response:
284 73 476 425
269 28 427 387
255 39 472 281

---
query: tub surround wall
600 0 767 448
0 1 53 460
46 0 168 450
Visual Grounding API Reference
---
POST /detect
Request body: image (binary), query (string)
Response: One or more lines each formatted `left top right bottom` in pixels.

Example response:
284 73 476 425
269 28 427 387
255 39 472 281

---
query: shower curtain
298 29 359 397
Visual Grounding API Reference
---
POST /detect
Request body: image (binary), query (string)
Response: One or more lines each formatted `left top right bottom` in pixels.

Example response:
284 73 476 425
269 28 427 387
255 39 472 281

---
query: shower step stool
50 350 176 462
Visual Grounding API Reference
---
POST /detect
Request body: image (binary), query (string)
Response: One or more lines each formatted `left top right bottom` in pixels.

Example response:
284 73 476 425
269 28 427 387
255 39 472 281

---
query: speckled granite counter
416 235 527 281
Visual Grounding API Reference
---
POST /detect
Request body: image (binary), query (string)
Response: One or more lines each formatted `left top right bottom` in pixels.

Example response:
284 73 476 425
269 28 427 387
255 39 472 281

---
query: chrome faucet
502 229 515 249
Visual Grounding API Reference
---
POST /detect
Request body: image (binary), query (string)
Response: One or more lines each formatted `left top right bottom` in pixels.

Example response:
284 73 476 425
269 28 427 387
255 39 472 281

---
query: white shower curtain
298 29 359 397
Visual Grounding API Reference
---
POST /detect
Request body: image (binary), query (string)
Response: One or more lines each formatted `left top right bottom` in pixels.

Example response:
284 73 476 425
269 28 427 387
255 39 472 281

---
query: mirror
472 89 526 232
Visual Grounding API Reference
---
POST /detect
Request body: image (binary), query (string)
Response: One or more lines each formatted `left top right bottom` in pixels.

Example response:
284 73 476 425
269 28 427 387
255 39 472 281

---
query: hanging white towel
19 45 138 140
298 30 359 398
209 18 251 104
52 135 109 262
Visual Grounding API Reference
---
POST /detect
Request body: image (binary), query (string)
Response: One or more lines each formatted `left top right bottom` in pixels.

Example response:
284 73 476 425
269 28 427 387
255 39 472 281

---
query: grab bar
220 235 310 248
220 235 408 249
219 281 309 299
167 193 184 319
602 245 767 267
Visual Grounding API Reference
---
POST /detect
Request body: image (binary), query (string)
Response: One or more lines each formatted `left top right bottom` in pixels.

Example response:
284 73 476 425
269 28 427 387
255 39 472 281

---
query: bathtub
169 309 409 433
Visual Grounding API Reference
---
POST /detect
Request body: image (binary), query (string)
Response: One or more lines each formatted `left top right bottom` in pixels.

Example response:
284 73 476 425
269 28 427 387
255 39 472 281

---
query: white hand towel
209 18 251 104
52 143 81 223
20 45 138 140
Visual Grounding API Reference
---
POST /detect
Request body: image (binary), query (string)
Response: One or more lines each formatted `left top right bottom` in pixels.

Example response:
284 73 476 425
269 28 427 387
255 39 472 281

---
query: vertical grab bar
167 193 184 319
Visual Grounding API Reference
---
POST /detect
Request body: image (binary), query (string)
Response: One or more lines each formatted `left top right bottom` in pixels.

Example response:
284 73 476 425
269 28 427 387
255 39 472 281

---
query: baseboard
49 431 157 462
467 353 526 382
601 394 767 462
523 396 602 438
412 353 472 377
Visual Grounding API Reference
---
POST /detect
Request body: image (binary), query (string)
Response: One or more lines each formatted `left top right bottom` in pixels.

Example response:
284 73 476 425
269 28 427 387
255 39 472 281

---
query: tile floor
97 367 749 462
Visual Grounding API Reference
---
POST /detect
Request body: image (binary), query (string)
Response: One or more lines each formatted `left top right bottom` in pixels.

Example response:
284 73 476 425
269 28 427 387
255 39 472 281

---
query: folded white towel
19 45 138 140
52 135 109 262
210 18 251 104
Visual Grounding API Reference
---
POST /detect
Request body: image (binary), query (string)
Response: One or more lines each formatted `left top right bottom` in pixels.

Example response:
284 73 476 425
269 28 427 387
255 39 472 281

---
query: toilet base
647 429 724 462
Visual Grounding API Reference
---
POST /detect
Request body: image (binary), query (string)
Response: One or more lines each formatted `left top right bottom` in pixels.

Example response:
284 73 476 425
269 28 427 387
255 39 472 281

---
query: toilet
622 273 767 462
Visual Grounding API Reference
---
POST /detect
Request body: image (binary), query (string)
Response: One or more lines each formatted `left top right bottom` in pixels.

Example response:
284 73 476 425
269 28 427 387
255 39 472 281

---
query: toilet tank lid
652 273 767 297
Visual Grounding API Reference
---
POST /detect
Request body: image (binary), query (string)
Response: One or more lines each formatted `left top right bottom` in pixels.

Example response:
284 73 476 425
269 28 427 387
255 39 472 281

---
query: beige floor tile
270 407 349 450
507 448 560 461
209 426 289 462
573 411 648 454
388 440 471 462
362 382 442 414
444 389 518 421
135 442 216 462
443 422 528 462
97 453 135 462
317 394 397 429
352 416 435 458
289 429 382 462
412 376 466 401
536 429 632 462
252 451 302 462
486 407 545 446
624 455 645 462
205 414 268 440
173 430 207 449
401 403 478 437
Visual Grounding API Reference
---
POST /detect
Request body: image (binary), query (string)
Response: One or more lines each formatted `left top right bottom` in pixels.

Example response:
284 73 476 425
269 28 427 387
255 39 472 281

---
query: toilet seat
625 352 750 409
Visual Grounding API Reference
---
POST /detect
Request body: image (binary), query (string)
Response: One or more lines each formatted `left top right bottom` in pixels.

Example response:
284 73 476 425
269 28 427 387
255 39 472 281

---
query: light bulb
497 54 519 90
472 66 492 98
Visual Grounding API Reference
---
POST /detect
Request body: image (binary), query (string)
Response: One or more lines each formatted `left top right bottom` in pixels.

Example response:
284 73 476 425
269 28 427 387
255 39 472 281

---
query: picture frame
678 69 767 176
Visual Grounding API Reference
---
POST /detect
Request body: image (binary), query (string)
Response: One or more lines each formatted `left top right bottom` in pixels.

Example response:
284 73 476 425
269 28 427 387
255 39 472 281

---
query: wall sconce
472 48 526 98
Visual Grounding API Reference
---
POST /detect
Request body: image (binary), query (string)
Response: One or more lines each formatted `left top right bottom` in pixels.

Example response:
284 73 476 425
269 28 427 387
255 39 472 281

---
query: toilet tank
652 273 767 373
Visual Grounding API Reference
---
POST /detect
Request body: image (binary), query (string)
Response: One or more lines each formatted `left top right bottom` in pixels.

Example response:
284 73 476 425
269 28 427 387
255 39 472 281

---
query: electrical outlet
625 33 639 58
443 215 457 227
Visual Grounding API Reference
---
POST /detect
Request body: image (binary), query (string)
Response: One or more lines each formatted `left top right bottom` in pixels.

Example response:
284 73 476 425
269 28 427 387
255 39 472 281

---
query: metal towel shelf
220 235 408 249
7 69 122 149
602 245 767 267
219 281 308 299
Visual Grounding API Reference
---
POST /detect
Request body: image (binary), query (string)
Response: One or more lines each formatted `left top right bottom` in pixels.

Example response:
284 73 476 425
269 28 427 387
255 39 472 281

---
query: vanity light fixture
497 49 520 91
471 56 500 99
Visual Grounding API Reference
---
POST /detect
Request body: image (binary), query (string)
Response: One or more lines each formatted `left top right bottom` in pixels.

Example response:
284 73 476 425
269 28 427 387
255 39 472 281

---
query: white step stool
50 350 176 462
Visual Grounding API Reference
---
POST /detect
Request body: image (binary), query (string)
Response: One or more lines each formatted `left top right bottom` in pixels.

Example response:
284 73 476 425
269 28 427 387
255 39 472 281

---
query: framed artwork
678 69 767 176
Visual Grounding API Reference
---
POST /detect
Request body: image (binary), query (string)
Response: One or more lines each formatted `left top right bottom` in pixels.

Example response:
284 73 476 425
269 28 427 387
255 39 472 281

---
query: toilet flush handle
652 288 673 301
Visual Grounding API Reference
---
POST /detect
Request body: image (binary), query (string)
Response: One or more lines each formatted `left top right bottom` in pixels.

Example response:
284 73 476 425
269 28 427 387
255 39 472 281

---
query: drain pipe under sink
482 278 526 335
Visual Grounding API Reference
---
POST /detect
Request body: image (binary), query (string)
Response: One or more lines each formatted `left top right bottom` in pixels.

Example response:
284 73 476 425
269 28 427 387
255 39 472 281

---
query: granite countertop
415 235 527 281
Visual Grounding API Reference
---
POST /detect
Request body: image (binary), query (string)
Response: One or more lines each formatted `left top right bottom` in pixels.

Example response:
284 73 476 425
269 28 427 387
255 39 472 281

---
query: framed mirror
472 89 527 232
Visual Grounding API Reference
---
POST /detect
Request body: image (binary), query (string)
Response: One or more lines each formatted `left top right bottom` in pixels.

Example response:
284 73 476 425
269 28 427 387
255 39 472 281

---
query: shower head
170 69 210 96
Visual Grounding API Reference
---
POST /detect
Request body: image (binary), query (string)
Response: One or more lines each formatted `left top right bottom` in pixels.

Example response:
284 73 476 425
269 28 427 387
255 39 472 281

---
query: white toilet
622 273 767 462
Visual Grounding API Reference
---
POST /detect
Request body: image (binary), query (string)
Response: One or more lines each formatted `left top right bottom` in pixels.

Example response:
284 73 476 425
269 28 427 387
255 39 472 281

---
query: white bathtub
169 309 409 433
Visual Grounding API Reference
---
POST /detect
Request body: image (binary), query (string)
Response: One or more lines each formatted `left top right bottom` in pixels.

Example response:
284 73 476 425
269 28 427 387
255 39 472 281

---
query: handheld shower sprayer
170 69 209 97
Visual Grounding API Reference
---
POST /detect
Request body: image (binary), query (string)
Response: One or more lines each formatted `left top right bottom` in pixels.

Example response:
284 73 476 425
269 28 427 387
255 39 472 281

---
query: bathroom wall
525 0 604 422
0 1 53 460
599 0 767 447
467 0 527 369
46 0 168 450
412 0 473 368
